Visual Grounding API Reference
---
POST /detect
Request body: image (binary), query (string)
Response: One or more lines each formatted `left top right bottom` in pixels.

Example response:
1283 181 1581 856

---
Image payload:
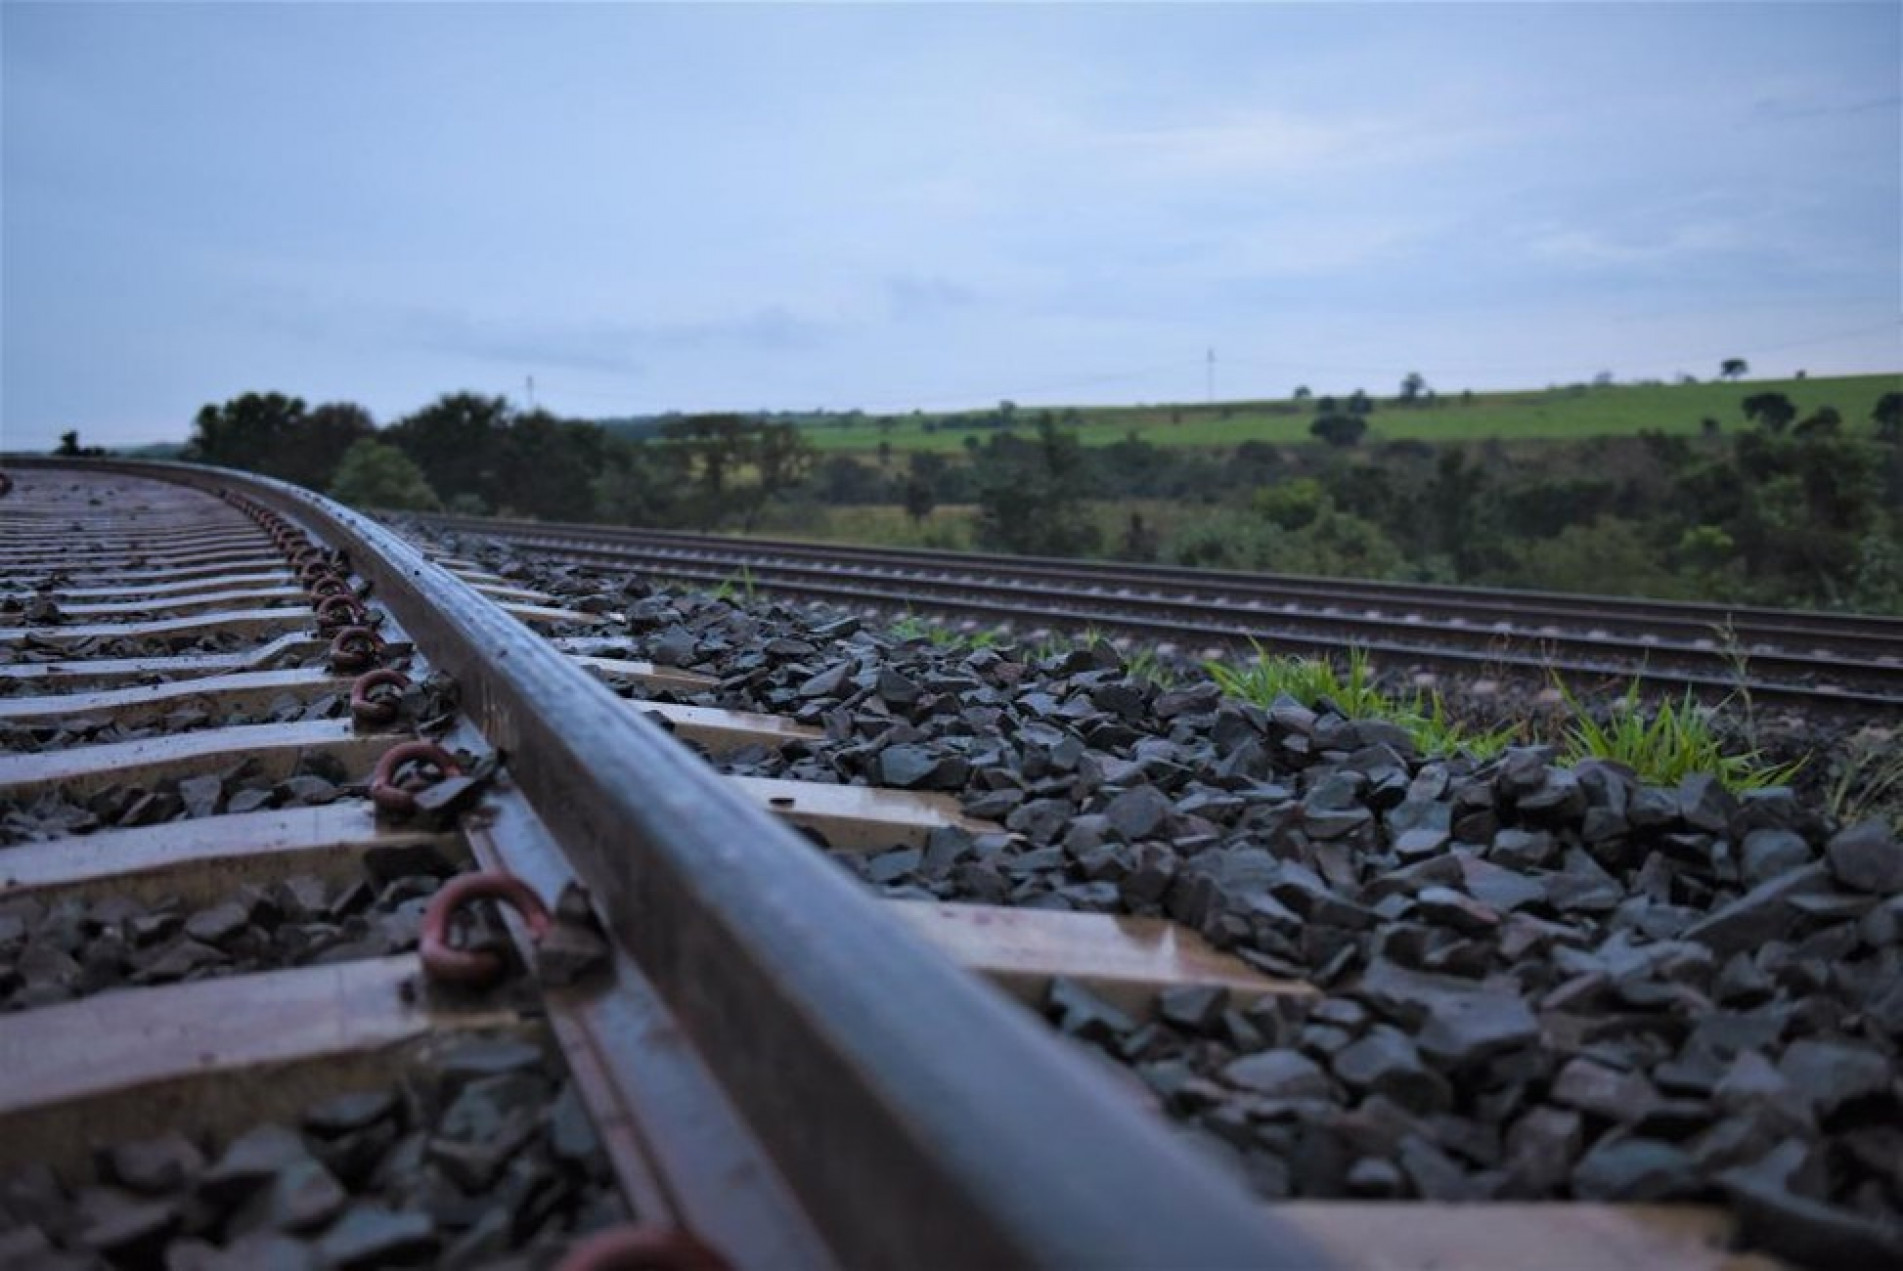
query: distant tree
187 392 308 476
328 439 441 511
902 473 936 524
284 402 376 490
499 409 606 520
1794 405 1841 437
1720 358 1749 381
973 416 1098 556
386 393 511 509
56 430 80 456
1346 389 1374 416
1292 385 1313 401
739 422 815 531
1873 392 1903 442
1316 395 1339 415
1398 372 1427 405
1741 392 1797 433
1592 370 1615 388
1310 413 1368 448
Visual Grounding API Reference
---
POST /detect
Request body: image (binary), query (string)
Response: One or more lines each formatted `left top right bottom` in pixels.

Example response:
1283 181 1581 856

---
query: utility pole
1206 348 1215 405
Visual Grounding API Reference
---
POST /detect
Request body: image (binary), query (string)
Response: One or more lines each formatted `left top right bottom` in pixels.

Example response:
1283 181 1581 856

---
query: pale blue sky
3 1 1898 449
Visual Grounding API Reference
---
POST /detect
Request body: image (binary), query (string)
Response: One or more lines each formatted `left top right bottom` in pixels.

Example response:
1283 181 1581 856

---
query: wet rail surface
0 462 1838 1269
406 513 1903 712
0 463 1319 1269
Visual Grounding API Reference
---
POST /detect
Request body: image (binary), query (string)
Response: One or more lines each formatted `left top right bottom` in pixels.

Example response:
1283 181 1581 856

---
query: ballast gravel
0 1034 626 1269
410 535 1903 1265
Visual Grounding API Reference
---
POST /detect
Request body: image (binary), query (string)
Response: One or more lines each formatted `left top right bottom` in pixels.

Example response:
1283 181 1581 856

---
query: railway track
404 514 1903 713
4 461 1898 1269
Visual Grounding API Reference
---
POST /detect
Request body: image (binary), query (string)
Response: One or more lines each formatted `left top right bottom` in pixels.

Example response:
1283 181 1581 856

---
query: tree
284 402 375 490
1794 405 1841 437
328 439 442 511
1310 413 1367 447
187 392 308 476
1720 358 1749 381
499 409 606 520
386 393 512 511
902 451 948 525
1292 385 1313 401
1398 372 1427 405
973 417 1098 556
1873 392 1903 443
1346 389 1374 416
1741 392 1797 433
56 430 80 456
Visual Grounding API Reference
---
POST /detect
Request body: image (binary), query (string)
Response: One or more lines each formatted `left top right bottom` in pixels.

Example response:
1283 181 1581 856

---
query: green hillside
792 373 1901 455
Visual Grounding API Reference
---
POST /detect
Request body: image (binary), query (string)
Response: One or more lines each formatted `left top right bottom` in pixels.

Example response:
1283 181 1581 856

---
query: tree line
179 391 817 529
154 382 1903 612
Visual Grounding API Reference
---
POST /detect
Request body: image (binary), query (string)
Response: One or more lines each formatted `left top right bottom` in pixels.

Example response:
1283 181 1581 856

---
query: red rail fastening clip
307 574 354 601
327 625 383 674
315 594 370 631
555 1225 730 1271
420 871 552 987
369 740 463 816
301 558 345 587
349 668 410 727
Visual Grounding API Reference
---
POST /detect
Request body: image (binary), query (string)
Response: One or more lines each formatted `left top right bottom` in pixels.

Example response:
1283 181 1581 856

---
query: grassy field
749 499 1215 551
795 372 1900 455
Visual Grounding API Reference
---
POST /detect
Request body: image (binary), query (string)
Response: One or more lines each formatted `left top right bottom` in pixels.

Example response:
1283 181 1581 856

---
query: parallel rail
402 514 1903 713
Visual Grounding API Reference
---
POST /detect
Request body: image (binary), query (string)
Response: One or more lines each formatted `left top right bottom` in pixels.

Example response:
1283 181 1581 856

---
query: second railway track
404 513 1903 713
2 460 1899 1269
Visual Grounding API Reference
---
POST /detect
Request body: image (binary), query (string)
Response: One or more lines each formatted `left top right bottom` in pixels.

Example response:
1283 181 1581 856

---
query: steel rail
410 512 1903 656
407 520 1903 711
11 458 1318 1268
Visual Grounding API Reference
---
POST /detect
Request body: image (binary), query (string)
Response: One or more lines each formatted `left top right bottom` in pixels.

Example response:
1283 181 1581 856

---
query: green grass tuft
1553 677 1805 790
1206 644 1517 761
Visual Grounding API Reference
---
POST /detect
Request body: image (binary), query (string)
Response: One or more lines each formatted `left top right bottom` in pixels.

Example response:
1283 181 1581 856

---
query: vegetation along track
3 461 1900 1268
403 514 1903 713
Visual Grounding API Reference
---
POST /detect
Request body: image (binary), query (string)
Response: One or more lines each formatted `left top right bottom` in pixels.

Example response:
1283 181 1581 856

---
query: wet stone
1331 1025 1449 1115
1778 1039 1891 1118
1157 984 1227 1032
102 1134 206 1195
1573 1136 1697 1202
1740 828 1813 884
1102 784 1172 841
1416 990 1538 1070
1826 818 1902 894
1550 1057 1659 1124
303 1090 399 1137
313 1203 437 1270
1045 977 1137 1046
1681 864 1834 958
183 902 250 947
1220 1049 1332 1100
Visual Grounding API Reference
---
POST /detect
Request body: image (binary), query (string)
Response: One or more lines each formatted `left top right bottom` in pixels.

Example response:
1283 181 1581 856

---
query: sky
2 1 1899 451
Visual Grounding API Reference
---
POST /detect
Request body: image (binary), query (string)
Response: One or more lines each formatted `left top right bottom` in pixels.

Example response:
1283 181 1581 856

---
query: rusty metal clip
349 668 410 727
307 574 354 601
419 871 551 987
315 593 370 631
327 625 383 673
555 1226 730 1271
369 740 463 815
